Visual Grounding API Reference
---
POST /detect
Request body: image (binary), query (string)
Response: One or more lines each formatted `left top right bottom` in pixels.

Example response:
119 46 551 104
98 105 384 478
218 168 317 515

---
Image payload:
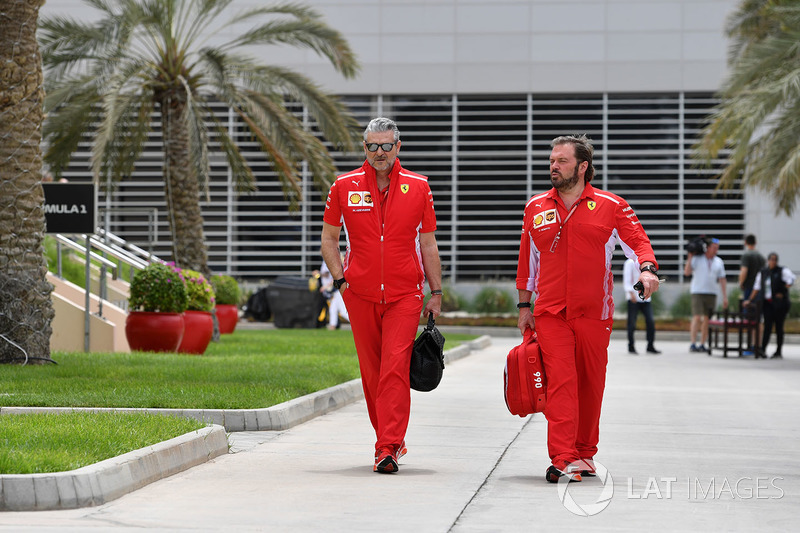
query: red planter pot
216 304 239 334
125 312 185 353
177 310 214 355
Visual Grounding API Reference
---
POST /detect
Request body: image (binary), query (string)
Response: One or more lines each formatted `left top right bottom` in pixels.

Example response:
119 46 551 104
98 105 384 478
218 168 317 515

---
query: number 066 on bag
503 330 547 416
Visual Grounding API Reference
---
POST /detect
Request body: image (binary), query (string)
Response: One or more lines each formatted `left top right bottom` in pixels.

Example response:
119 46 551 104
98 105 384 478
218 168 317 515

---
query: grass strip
0 412 206 474
0 329 478 410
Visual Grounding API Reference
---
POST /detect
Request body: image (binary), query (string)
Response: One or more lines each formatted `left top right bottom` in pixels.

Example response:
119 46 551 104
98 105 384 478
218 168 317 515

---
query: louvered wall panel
60 92 741 284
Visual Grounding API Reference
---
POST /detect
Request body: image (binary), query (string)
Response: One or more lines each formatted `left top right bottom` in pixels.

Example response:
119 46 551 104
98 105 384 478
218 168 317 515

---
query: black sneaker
646 345 661 354
374 448 398 473
546 464 582 483
628 345 638 354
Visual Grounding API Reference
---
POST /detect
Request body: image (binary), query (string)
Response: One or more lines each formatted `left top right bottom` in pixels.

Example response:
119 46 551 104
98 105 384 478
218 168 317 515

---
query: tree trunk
0 0 55 364
159 94 209 274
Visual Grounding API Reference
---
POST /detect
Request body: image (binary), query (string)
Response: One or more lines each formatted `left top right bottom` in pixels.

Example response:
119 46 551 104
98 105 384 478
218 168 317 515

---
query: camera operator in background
684 236 728 353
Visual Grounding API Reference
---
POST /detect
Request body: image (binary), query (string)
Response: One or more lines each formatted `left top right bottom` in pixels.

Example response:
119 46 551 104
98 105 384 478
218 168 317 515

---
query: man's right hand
518 308 535 335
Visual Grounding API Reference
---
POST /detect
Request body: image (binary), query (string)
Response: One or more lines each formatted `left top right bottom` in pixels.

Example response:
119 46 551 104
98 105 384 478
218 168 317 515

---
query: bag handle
427 312 435 330
523 327 535 342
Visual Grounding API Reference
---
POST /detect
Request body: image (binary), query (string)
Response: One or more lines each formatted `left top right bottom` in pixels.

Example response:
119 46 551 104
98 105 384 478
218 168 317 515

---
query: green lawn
0 328 477 410
0 412 206 474
0 328 477 474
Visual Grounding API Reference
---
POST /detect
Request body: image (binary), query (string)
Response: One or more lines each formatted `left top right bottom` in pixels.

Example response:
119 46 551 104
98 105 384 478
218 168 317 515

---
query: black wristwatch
333 277 346 290
640 264 658 276
517 302 532 309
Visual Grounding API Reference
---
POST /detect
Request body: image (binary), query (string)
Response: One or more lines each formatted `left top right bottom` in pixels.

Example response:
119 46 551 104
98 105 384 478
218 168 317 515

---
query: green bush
670 291 692 318
182 269 215 312
129 263 188 313
790 289 800 318
472 286 515 314
440 285 466 312
211 274 241 306
650 290 665 317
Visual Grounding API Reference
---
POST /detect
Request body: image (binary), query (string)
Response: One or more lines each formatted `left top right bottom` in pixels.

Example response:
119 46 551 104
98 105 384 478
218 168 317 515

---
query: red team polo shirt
516 183 657 321
323 158 437 304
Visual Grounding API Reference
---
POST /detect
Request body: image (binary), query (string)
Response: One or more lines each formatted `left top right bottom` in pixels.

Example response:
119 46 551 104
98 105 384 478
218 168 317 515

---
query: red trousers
342 290 424 454
535 311 612 468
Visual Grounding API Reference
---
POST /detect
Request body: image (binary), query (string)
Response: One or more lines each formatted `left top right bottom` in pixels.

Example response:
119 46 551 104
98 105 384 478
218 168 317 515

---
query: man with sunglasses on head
321 117 442 474
516 134 660 483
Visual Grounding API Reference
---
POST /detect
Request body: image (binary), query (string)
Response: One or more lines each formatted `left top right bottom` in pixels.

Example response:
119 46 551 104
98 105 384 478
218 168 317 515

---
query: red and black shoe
577 458 597 477
545 464 582 483
374 448 398 473
396 440 407 461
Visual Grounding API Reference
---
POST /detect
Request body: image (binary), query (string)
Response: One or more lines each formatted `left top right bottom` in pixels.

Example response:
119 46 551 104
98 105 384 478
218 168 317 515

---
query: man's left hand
638 271 660 299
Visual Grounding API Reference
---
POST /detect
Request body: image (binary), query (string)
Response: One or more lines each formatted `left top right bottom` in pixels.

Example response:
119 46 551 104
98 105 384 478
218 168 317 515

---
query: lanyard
549 199 582 253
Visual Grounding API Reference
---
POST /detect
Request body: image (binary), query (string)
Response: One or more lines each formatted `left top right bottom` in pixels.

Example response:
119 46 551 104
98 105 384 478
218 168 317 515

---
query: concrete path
1 337 798 532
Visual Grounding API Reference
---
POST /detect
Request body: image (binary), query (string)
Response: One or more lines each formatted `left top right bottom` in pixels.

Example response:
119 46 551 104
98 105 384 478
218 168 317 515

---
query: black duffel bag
410 313 446 392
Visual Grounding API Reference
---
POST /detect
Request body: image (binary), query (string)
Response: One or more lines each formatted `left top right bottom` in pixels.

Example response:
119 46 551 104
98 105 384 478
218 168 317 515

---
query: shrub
439 285 466 312
181 269 216 312
790 289 800 318
670 291 692 318
211 274 241 306
472 286 515 314
129 263 188 313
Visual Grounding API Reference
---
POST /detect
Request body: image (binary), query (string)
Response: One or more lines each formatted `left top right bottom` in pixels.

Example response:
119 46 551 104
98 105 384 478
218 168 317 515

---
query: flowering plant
128 263 188 313
181 269 216 312
210 274 241 306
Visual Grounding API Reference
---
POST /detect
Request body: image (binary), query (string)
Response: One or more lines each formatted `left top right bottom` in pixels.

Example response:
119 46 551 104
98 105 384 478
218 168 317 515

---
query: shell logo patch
533 209 557 229
588 200 596 211
348 191 373 207
401 184 409 194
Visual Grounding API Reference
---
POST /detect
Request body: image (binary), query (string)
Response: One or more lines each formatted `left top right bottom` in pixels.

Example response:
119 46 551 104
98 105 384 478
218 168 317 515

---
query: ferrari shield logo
401 184 409 194
588 201 596 211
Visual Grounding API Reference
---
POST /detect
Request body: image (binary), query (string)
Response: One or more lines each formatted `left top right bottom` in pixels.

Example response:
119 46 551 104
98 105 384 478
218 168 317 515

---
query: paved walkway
1 337 798 532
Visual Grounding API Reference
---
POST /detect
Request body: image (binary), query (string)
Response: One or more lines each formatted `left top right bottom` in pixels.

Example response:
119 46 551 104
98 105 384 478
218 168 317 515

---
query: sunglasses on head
365 142 396 152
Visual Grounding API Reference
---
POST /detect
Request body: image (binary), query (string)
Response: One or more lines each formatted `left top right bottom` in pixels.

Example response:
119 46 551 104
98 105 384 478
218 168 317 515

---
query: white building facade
41 0 800 293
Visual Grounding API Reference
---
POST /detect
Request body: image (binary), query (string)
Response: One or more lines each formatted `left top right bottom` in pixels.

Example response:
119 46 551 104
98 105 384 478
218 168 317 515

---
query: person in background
684 237 728 354
746 252 795 359
623 257 660 355
738 234 765 356
320 254 349 330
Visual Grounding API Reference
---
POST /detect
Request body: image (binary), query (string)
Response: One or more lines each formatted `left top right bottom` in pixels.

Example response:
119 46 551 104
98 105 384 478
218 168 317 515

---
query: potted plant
125 263 188 352
211 274 241 334
177 269 216 355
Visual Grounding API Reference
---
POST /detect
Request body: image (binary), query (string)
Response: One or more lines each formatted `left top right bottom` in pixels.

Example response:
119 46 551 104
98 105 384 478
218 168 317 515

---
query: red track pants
342 290 424 454
535 311 612 469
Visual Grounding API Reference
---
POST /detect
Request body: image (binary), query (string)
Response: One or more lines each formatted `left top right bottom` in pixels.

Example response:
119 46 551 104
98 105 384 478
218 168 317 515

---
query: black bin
266 276 325 328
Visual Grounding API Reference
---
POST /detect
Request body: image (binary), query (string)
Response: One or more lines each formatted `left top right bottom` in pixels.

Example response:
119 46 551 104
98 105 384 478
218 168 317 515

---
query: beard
550 167 580 191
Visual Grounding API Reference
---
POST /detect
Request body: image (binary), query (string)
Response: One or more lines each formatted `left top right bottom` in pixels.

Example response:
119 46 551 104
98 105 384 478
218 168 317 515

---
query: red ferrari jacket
323 158 437 304
516 183 657 321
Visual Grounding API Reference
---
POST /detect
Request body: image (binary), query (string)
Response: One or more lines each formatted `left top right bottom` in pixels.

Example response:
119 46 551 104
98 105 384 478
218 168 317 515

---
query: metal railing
52 229 164 352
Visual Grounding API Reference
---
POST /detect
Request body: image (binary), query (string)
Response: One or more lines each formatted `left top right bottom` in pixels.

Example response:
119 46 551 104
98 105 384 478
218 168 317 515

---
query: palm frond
219 6 358 78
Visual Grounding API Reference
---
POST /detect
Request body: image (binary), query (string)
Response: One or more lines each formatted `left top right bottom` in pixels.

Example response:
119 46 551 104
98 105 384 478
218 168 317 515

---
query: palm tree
0 0 56 364
694 0 800 216
39 0 361 273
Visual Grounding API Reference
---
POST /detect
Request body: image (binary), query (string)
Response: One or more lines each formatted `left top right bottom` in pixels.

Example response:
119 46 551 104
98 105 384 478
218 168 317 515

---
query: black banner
42 183 96 234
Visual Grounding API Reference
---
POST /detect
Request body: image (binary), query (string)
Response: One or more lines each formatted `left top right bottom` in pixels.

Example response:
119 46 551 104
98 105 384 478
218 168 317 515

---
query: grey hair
364 117 400 142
